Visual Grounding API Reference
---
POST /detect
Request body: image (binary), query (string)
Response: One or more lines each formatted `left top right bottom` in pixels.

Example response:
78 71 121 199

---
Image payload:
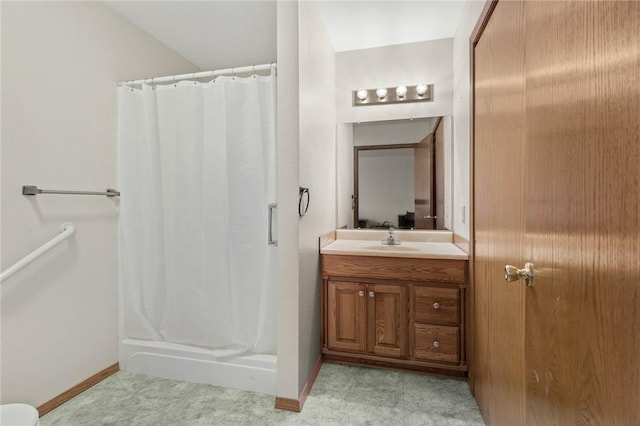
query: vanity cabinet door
367 283 408 357
327 281 367 353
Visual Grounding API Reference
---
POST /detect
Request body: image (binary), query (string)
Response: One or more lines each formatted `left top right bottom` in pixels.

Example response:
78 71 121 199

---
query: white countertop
321 230 468 260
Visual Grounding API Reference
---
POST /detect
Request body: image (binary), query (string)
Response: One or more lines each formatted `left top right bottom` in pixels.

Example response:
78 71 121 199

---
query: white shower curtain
117 74 276 356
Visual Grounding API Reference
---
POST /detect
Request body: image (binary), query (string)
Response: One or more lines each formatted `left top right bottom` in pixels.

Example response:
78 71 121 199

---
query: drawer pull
433 340 440 348
358 290 364 297
368 291 375 298
433 302 440 310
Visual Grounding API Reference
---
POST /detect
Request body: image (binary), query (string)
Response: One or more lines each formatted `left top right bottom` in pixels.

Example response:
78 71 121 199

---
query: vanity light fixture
352 84 433 106
356 89 368 101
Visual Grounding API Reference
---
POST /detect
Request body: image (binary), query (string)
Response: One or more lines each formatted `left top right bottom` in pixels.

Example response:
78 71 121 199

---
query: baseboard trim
298 355 323 409
37 362 119 416
275 355 323 413
274 396 301 412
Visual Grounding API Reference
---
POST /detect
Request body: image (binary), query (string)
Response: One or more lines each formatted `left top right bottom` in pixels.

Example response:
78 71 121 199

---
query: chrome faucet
382 227 401 245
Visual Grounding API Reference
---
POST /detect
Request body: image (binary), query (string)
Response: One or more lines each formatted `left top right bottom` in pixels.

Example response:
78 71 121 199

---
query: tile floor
41 363 485 425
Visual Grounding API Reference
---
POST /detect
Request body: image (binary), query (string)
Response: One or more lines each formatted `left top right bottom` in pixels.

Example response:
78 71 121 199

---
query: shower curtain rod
120 62 276 87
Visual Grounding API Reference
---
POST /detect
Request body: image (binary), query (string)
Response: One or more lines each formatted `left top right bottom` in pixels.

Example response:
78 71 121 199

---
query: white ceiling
315 1 466 52
105 1 466 70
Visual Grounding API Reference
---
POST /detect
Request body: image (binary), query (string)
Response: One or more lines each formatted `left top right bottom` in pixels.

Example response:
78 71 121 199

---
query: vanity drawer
413 286 459 325
413 324 459 363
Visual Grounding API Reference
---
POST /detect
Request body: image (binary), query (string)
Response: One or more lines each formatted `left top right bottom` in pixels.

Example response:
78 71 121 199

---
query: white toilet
0 404 40 426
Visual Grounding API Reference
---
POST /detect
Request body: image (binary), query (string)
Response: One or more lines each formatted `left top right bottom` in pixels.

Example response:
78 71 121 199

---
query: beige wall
297 0 336 394
275 0 301 401
452 1 485 240
275 0 338 400
0 1 195 406
298 2 336 390
336 39 454 124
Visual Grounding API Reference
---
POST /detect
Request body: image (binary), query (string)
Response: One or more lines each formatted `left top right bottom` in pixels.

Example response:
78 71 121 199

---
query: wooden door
473 1 527 425
367 283 407 357
414 134 434 229
474 1 640 425
523 2 640 424
327 281 367 353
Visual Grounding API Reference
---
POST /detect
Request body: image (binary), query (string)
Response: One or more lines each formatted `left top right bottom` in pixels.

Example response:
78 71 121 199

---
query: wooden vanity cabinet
327 281 407 357
322 254 467 376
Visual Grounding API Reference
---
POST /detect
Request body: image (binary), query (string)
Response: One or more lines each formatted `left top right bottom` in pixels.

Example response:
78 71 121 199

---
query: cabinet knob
368 291 375 298
433 341 440 348
433 302 440 310
358 290 364 297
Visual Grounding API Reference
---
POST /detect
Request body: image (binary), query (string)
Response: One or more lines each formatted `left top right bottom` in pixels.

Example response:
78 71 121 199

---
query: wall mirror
336 116 452 231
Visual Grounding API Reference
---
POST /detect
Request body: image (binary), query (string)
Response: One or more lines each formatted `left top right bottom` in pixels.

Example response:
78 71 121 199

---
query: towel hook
299 187 310 217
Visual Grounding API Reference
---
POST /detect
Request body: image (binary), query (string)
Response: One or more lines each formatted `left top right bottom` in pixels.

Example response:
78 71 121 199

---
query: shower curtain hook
232 68 236 80
252 65 256 79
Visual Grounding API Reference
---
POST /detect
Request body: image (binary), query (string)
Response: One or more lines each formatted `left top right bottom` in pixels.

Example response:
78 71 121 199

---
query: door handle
268 203 277 246
423 215 437 220
504 262 534 287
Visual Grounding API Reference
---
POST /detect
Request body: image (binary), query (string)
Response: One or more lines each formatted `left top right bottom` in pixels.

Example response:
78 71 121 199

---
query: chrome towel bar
22 185 120 197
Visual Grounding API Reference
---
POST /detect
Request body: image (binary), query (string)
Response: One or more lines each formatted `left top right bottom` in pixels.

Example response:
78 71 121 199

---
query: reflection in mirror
336 117 452 231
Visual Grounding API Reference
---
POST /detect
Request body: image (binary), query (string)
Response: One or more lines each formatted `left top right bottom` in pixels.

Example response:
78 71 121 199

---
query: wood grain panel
473 1 527 425
413 286 459 325
368 283 408 357
523 2 640 424
413 324 459 363
322 255 467 283
327 281 367 352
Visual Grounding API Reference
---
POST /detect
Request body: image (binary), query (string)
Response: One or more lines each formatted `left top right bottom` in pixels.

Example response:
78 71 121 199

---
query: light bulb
356 89 368 101
376 88 387 99
416 84 428 96
396 85 408 98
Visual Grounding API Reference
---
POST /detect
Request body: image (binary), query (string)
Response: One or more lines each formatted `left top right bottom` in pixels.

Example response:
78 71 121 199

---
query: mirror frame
353 143 418 228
